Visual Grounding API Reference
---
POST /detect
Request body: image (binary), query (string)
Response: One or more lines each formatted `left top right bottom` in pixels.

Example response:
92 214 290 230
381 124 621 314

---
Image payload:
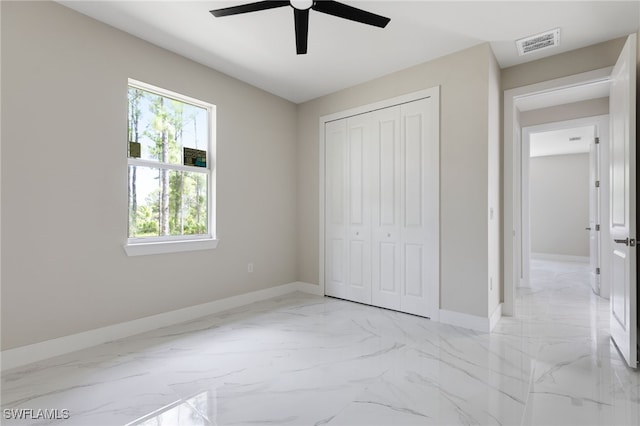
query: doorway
503 67 613 316
504 33 637 369
521 117 610 300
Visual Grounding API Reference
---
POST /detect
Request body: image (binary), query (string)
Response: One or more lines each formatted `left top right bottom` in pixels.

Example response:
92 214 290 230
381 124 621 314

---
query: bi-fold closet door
324 96 439 318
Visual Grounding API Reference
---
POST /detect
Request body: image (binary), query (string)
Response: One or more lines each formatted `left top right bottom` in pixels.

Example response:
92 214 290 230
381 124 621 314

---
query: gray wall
1 1 298 350
2 1 635 351
297 43 499 318
502 38 627 91
530 154 590 257
520 97 609 128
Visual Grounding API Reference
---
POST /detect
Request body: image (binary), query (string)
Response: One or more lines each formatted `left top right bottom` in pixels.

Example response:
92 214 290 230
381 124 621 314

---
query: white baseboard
293 281 324 296
439 309 491 333
1 281 321 371
531 253 589 263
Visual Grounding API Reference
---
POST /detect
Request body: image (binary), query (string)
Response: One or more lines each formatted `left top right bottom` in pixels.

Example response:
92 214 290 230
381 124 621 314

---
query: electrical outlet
247 263 254 273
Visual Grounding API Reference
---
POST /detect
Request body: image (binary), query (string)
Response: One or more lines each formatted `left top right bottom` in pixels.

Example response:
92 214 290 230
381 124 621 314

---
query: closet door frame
319 87 440 320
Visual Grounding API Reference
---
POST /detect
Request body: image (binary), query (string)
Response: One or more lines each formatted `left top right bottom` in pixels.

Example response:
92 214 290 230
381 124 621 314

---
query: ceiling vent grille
516 28 560 56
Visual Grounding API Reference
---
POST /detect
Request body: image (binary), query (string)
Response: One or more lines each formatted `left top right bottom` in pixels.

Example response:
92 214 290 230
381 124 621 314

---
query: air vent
569 137 582 141
516 28 560 56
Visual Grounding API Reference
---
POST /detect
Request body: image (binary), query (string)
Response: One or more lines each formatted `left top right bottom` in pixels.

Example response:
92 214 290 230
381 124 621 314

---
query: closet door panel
346 115 372 303
371 106 402 310
404 244 424 297
379 243 397 292
324 119 348 299
349 240 364 287
400 98 438 318
330 240 345 283
349 126 364 225
379 119 397 226
404 113 423 228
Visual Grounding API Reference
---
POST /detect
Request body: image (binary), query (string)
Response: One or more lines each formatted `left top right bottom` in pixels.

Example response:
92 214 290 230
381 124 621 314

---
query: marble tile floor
2 259 639 425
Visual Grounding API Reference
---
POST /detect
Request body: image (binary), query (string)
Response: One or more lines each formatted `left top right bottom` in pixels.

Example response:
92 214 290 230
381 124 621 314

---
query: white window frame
124 79 218 256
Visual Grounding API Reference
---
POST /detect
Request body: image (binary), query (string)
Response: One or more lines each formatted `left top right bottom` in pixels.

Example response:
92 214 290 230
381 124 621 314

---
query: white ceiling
530 125 594 157
57 1 640 103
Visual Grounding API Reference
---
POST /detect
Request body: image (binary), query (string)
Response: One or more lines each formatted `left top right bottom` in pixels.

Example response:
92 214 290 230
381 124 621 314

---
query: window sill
124 238 219 257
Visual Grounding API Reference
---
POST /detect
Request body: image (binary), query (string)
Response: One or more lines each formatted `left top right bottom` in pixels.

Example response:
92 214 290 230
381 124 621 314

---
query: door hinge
595 180 600 188
596 224 600 231
595 137 600 144
596 267 601 275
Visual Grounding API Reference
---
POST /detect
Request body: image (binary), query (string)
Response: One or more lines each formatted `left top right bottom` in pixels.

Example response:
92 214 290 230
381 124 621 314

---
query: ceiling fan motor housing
290 0 314 10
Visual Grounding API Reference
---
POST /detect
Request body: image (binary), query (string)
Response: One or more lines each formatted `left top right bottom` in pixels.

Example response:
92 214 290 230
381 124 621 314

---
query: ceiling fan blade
312 1 390 28
210 1 289 17
294 8 309 54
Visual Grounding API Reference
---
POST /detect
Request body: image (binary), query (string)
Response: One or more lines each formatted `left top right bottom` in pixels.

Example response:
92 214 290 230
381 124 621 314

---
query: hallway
496 259 639 425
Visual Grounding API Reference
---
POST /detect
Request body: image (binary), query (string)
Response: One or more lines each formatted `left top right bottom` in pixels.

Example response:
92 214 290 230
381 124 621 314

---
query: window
125 79 217 256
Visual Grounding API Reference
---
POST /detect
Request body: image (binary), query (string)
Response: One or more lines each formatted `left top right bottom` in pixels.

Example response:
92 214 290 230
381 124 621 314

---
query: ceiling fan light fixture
209 0 390 54
291 0 313 10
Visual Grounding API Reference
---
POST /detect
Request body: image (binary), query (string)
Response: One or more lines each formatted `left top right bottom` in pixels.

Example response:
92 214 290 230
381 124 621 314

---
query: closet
323 90 439 318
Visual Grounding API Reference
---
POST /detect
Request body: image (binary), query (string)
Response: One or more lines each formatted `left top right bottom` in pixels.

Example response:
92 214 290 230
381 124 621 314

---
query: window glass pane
128 166 161 238
128 167 208 239
128 87 208 165
168 171 208 236
180 104 209 153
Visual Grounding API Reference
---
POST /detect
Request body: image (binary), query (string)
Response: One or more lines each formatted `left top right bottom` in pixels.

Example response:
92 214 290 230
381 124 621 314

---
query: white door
324 119 348 299
370 99 439 317
609 34 637 369
589 128 601 294
345 113 372 304
323 89 440 319
398 98 439 318
371 105 403 311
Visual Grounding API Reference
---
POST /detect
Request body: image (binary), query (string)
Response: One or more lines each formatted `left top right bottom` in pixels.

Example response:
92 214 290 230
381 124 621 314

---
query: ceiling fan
210 0 391 55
